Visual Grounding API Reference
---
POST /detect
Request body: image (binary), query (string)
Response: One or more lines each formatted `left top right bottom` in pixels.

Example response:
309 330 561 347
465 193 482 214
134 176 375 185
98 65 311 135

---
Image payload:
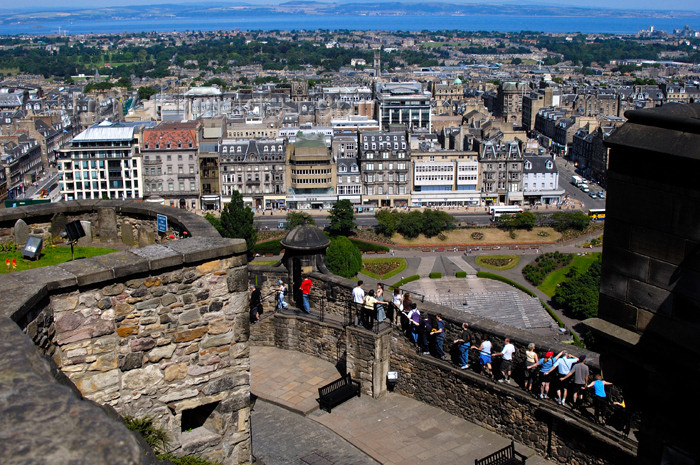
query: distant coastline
2 13 700 35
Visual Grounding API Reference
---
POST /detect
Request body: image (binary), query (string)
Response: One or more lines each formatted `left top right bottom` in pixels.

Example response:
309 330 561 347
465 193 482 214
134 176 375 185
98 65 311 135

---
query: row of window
363 151 407 159
364 163 408 171
144 181 198 193
366 174 407 183
365 186 407 195
144 154 194 162
143 141 193 149
222 144 283 153
291 178 332 184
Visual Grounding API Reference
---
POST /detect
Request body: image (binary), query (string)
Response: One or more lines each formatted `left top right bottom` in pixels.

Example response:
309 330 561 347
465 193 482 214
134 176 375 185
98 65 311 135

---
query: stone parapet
0 201 250 465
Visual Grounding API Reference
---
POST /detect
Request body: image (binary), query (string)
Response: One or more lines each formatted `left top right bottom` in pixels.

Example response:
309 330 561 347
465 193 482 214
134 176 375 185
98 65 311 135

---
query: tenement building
358 129 410 208
375 81 432 131
220 138 287 211
479 140 524 206
142 121 200 209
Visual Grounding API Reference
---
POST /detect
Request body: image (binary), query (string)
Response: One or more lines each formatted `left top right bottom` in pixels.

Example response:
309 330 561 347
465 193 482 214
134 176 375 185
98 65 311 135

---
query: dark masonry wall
586 103 700 465
250 268 637 465
0 201 251 465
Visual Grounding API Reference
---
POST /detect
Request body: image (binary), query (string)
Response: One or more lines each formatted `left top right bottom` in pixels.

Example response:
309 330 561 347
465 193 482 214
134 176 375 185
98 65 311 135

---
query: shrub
429 272 442 279
326 236 362 278
471 231 484 240
123 416 169 453
551 211 591 232
522 251 573 286
455 271 467 278
251 239 282 255
390 274 419 288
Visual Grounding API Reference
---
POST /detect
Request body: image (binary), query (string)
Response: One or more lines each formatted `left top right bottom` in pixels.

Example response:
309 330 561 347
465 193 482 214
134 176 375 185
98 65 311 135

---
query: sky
2 0 699 13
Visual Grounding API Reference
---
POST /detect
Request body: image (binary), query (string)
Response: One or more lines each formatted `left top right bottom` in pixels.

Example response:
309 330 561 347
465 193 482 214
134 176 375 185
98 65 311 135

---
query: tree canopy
325 236 362 278
327 199 355 237
286 211 315 229
218 191 257 250
552 256 602 319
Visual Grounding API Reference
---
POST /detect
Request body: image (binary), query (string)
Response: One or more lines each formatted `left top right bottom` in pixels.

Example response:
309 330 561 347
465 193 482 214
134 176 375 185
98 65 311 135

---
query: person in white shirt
471 337 493 378
276 280 288 310
352 280 365 326
494 338 516 384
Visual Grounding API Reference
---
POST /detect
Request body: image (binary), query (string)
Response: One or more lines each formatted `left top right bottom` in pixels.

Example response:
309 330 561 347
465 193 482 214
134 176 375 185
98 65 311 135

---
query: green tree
553 257 601 319
397 210 423 239
551 211 590 232
286 211 315 229
138 86 157 101
375 209 399 237
327 199 355 237
498 211 536 231
219 191 257 250
421 209 455 237
325 236 362 278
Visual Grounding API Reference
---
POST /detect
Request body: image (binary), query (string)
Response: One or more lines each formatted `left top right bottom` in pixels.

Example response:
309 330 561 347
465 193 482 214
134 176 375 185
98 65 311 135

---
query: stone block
179 309 202 325
226 267 249 293
58 259 114 287
174 327 208 343
119 352 143 371
121 222 136 246
75 369 120 395
92 251 149 280
602 246 649 282
197 260 222 274
627 279 673 315
200 332 233 350
13 218 29 245
121 364 164 390
164 362 188 381
131 245 183 270
130 337 157 352
630 227 687 265
147 343 176 362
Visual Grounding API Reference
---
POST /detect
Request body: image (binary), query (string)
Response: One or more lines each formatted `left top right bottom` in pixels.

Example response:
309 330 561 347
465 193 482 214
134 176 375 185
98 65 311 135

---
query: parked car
597 191 605 199
589 191 598 198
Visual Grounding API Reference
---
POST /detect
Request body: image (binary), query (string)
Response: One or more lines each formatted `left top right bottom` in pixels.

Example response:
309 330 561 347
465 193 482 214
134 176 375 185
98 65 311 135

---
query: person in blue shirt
432 313 446 360
529 351 555 399
545 351 580 406
587 374 613 424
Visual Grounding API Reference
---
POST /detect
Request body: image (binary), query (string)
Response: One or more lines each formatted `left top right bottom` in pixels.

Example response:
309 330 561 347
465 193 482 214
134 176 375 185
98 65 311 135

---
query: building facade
359 130 410 208
479 140 524 205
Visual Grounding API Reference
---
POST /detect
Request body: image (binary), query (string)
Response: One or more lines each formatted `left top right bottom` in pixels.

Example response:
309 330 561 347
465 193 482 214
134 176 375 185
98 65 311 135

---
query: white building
522 154 565 205
58 120 156 201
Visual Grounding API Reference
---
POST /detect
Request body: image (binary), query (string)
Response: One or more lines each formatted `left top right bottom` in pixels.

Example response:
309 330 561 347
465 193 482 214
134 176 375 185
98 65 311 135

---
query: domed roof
454 77 462 84
280 225 330 251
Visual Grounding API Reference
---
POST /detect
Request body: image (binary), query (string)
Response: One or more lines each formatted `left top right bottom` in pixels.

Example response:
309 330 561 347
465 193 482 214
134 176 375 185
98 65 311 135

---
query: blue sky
2 0 699 12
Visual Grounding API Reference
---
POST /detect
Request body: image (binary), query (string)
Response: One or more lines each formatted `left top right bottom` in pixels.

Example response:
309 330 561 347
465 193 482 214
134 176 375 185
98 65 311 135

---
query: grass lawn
476 254 520 271
390 227 560 246
360 257 407 280
538 252 601 297
0 246 117 274
250 260 278 266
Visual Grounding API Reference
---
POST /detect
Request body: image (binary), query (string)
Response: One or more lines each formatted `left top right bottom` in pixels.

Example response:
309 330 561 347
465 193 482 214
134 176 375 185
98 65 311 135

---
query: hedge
455 271 467 278
349 238 390 252
390 274 420 289
251 239 282 255
429 272 442 279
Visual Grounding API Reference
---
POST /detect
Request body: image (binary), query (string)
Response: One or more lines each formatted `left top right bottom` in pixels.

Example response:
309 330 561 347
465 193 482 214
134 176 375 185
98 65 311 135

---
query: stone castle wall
0 201 251 465
249 269 637 465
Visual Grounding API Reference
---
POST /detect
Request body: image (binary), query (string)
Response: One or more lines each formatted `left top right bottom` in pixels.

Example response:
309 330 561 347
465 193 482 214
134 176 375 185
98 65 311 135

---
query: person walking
389 287 403 325
407 302 420 345
276 280 288 311
453 322 472 369
545 351 580 406
249 284 262 323
419 312 432 355
299 277 313 314
587 374 613 424
569 355 590 412
471 337 493 378
523 343 539 395
432 313 447 360
375 283 387 322
530 351 555 399
352 280 365 325
494 337 515 383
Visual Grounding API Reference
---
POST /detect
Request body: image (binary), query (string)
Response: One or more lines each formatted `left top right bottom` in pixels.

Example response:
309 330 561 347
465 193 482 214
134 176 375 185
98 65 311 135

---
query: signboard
157 214 168 233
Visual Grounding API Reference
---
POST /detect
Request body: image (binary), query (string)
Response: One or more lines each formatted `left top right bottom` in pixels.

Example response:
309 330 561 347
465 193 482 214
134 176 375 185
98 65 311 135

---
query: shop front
286 194 338 210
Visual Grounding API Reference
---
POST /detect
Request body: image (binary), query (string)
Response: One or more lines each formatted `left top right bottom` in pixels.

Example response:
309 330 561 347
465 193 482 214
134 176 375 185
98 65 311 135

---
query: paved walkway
251 345 553 465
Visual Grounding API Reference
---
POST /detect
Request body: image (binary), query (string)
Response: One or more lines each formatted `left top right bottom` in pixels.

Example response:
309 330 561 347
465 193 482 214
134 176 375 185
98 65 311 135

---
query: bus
489 205 523 220
588 208 606 220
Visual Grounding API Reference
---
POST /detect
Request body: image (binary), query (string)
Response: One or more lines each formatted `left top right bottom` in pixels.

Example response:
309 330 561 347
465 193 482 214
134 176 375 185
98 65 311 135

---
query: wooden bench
318 374 361 413
475 441 527 465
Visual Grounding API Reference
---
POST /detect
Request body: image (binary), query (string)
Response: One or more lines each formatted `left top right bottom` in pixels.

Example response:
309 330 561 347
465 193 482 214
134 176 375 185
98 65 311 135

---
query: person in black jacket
250 284 262 323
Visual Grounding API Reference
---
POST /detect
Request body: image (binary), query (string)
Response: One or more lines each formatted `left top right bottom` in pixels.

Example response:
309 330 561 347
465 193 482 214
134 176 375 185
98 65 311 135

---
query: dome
453 77 462 84
280 225 330 252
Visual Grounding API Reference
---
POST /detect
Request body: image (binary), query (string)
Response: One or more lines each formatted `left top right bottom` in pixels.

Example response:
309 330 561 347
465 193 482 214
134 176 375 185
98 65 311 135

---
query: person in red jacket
299 278 313 313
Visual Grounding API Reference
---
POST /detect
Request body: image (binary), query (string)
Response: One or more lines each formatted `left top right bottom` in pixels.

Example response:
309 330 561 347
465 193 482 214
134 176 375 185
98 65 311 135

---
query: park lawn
538 252 601 297
0 246 117 274
250 259 277 266
360 257 407 281
390 227 560 246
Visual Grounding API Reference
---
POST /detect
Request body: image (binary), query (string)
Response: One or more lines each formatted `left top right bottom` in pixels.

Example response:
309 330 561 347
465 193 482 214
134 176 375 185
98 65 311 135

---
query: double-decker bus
588 208 606 220
489 205 523 220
